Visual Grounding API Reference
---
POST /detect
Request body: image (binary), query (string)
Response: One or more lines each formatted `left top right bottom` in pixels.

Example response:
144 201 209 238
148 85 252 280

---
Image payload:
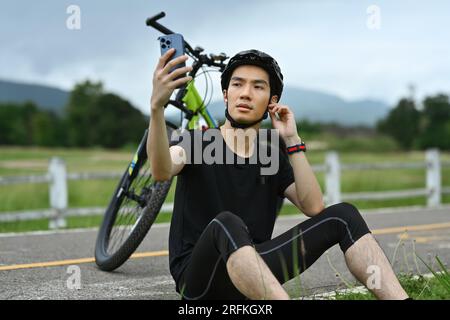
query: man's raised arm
146 48 193 181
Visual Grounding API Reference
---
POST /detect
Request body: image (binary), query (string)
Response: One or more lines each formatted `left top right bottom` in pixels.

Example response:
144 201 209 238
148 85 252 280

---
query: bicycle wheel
95 124 175 271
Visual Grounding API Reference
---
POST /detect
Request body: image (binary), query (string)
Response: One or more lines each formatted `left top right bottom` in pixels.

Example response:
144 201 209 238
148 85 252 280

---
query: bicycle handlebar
146 11 228 71
145 12 173 35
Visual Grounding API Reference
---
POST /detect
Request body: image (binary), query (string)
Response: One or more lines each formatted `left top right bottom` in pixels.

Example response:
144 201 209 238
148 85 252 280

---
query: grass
417 255 450 294
333 272 450 300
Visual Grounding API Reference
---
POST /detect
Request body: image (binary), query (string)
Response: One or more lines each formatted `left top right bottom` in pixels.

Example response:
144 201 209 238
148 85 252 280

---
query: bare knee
227 245 254 266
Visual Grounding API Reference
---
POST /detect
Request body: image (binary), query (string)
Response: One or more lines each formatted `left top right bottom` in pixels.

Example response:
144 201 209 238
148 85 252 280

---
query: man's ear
223 90 228 102
270 95 279 104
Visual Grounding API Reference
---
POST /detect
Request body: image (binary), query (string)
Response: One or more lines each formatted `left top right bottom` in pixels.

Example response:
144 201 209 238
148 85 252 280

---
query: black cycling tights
177 202 371 300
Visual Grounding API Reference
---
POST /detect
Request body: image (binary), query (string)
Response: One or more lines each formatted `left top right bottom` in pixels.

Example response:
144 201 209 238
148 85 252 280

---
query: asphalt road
1 205 449 300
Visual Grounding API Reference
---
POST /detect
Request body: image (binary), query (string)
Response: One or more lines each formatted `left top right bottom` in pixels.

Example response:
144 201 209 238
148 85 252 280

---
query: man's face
224 65 276 124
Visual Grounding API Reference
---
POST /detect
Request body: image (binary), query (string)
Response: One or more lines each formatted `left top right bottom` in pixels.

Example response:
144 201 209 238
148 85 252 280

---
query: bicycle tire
95 123 175 271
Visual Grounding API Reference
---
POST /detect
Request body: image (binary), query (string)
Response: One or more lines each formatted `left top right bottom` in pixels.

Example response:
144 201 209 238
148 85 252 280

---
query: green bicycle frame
182 80 219 130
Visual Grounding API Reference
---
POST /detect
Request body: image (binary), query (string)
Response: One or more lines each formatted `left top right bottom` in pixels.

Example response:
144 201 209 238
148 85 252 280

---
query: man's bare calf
344 233 409 299
226 245 290 300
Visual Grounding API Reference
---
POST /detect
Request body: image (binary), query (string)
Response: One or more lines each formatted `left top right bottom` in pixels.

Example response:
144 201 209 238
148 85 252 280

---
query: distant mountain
0 79 390 126
0 79 69 115
166 86 390 127
279 86 391 126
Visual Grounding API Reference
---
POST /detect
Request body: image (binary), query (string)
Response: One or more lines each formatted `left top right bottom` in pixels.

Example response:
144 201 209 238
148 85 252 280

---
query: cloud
1 0 449 113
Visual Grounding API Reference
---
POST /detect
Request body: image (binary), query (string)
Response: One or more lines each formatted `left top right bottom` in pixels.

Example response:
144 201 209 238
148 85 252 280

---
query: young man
147 48 409 300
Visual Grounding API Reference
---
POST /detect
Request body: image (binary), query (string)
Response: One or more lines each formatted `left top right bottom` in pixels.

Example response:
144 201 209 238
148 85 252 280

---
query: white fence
1 149 449 229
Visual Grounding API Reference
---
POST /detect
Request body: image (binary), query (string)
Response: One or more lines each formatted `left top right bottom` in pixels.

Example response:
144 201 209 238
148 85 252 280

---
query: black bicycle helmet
221 49 284 129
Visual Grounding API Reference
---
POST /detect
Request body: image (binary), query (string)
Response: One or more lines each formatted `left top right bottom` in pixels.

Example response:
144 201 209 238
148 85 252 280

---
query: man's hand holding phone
150 47 193 112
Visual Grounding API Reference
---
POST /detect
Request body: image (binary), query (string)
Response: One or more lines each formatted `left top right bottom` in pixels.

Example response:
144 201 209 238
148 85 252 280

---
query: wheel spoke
106 162 152 255
108 197 133 253
98 128 175 268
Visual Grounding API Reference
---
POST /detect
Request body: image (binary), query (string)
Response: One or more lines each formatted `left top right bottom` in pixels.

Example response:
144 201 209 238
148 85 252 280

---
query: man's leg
227 245 290 300
344 233 408 300
254 202 409 300
178 211 287 300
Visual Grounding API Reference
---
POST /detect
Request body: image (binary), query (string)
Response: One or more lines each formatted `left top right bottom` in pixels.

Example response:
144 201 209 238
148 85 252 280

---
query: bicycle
94 12 228 271
95 11 285 272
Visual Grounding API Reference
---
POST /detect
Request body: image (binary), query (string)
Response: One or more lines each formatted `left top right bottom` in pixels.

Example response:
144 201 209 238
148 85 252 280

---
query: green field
1 146 450 233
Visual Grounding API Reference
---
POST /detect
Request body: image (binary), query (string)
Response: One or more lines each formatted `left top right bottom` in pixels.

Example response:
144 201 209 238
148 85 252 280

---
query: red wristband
286 142 306 154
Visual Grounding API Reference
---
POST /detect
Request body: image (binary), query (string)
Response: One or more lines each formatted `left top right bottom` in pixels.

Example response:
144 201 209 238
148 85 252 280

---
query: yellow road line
371 222 450 235
1 221 450 272
398 234 449 244
0 250 168 272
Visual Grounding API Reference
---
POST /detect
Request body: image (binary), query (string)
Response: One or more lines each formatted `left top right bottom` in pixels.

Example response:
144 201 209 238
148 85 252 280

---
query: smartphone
158 33 186 81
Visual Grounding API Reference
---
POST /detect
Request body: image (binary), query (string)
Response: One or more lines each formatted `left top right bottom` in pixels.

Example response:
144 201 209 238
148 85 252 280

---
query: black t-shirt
168 128 295 285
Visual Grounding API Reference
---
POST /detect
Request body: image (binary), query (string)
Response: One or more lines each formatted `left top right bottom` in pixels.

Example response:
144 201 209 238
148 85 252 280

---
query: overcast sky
1 0 449 114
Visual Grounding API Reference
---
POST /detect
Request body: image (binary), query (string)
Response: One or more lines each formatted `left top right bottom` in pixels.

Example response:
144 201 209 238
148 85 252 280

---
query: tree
416 94 450 150
65 80 103 147
1 80 147 148
91 93 147 148
64 80 147 148
32 111 66 147
0 101 38 145
376 98 420 150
